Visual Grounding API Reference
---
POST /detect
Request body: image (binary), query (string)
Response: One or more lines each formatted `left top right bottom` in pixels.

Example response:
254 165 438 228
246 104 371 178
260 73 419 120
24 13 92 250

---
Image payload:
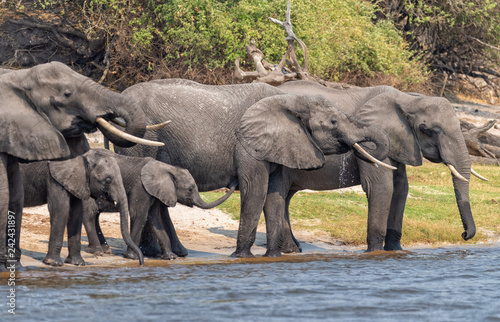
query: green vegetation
202 162 500 247
31 0 428 88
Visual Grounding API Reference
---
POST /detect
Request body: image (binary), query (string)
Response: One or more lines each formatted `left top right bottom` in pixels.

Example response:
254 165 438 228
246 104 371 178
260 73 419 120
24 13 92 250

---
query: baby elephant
83 150 236 260
21 149 143 266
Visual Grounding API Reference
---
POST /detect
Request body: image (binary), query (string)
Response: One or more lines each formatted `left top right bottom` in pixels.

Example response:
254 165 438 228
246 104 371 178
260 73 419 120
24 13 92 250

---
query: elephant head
0 62 160 162
356 89 476 240
141 161 236 209
49 150 144 264
235 94 393 170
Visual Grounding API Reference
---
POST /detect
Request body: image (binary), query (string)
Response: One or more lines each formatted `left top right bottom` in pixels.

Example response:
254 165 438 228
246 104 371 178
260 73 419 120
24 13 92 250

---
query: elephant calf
82 149 236 260
21 149 143 266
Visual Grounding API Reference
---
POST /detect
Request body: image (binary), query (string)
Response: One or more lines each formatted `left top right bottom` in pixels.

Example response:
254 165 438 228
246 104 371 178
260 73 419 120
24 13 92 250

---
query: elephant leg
262 169 290 257
82 199 107 255
123 202 149 260
44 177 71 266
160 204 188 257
7 156 24 271
65 198 85 266
147 202 177 260
358 160 394 252
281 190 302 253
385 164 408 251
231 156 270 258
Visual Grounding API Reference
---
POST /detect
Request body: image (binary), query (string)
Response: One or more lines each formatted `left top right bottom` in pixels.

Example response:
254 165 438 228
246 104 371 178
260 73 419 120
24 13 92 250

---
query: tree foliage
375 0 500 93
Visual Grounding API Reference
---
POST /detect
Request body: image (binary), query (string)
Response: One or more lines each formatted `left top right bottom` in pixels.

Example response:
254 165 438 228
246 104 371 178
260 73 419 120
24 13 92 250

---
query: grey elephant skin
81 149 236 261
115 79 391 257
0 62 149 271
21 149 144 266
278 80 475 252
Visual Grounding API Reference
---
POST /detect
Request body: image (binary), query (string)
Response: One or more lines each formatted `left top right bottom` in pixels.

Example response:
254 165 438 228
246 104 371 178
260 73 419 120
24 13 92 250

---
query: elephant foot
281 240 302 254
101 244 111 254
264 249 282 257
172 244 188 257
160 252 178 260
123 249 139 260
384 229 403 251
65 255 86 266
86 244 104 256
43 255 64 267
230 250 255 258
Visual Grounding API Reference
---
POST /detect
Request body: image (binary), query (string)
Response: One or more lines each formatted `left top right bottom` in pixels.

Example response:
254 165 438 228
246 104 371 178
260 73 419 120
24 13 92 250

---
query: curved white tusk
352 143 397 170
146 120 171 131
112 117 171 131
471 168 488 181
96 117 164 147
447 164 468 182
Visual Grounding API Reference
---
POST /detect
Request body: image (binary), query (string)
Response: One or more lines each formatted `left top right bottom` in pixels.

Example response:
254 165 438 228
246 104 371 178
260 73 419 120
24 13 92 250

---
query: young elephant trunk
192 182 237 209
115 193 144 265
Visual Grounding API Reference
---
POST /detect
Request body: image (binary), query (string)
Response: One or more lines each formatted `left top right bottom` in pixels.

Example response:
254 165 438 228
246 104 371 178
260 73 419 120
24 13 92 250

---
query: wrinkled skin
278 80 475 252
116 79 391 257
21 149 143 266
0 62 147 271
81 150 235 261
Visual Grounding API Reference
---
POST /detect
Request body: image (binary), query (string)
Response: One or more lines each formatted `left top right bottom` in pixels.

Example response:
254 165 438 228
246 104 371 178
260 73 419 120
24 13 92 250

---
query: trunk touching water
116 194 144 265
192 182 238 209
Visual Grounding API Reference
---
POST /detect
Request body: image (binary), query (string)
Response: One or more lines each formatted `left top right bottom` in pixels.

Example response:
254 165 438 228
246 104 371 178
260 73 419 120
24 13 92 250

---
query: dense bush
79 0 427 88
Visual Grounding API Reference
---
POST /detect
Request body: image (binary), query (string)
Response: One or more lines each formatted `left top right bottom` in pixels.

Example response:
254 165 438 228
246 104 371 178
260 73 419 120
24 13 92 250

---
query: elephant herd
0 62 483 272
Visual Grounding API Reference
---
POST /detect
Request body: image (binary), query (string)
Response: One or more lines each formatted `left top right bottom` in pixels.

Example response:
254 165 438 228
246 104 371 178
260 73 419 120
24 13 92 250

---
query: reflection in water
2 245 500 321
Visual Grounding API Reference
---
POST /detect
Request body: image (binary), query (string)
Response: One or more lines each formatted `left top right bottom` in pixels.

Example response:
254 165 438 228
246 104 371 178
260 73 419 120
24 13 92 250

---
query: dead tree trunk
461 119 500 161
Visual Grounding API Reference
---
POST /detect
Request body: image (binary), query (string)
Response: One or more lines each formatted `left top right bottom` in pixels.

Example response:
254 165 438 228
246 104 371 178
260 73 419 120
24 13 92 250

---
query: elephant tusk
96 117 164 147
352 143 397 170
112 117 171 131
146 120 171 131
447 164 468 182
471 168 488 181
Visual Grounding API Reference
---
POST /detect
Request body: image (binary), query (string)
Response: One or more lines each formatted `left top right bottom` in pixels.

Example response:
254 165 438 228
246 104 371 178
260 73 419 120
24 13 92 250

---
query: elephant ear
0 87 70 160
141 161 177 207
236 95 325 169
49 156 90 200
355 91 423 166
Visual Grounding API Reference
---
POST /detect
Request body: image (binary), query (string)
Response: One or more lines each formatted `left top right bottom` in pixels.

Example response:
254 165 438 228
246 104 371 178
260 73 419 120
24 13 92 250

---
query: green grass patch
201 162 500 247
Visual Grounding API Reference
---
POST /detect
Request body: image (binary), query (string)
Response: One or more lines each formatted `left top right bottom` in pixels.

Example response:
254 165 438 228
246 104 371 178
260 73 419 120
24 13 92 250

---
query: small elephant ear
236 95 325 169
141 161 177 207
0 98 70 161
49 157 91 200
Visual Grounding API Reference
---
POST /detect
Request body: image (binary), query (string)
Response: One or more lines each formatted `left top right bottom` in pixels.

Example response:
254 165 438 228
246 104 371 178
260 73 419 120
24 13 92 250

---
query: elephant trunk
451 159 476 240
441 133 476 240
192 182 237 209
114 191 144 265
345 123 391 165
95 90 147 148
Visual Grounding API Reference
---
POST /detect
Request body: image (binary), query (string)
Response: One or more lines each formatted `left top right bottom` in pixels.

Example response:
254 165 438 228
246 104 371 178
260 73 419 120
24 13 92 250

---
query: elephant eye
104 177 112 185
64 91 72 98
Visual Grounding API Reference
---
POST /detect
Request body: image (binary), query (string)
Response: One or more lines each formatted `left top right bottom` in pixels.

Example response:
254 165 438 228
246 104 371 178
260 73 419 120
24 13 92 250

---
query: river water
2 244 500 321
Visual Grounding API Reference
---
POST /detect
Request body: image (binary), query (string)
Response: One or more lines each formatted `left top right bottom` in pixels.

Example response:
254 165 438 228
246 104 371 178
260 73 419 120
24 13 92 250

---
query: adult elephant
0 62 160 271
277 80 478 252
80 149 236 261
115 79 393 257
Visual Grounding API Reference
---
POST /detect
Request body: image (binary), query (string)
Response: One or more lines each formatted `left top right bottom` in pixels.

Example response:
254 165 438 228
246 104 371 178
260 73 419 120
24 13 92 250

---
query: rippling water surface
3 244 500 321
